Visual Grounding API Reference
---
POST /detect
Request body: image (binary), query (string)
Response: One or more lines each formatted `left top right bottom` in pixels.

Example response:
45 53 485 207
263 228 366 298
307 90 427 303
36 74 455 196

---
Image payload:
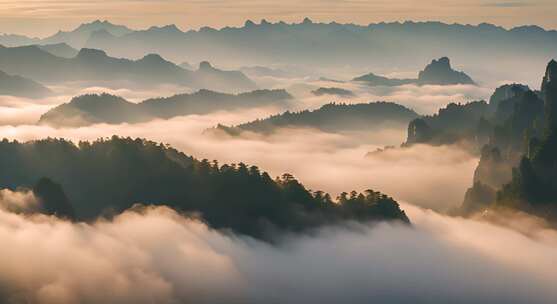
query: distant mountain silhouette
0 34 39 47
194 61 257 91
42 20 133 48
353 73 414 86
0 70 51 98
354 57 475 86
0 45 256 92
39 89 292 127
311 87 355 97
1 20 555 81
213 102 418 135
38 43 79 58
417 57 475 85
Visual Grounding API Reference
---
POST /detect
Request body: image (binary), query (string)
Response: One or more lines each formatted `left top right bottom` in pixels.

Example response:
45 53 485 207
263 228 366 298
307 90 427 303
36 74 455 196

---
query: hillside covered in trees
39 89 292 127
457 60 557 221
405 84 534 149
214 102 418 135
0 137 409 240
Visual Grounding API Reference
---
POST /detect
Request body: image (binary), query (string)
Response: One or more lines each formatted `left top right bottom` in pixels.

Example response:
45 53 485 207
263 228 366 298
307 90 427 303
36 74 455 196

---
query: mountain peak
245 20 256 27
432 57 451 68
139 53 170 65
77 20 115 30
147 24 182 33
90 28 115 37
418 57 475 85
142 53 163 59
91 20 107 25
76 48 108 59
72 20 132 36
161 24 181 32
302 17 313 25
199 61 214 70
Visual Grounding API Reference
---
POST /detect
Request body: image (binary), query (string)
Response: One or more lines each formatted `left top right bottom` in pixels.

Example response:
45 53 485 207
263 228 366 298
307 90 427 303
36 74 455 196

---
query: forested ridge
0 136 409 240
216 102 418 135
457 60 557 221
39 89 292 127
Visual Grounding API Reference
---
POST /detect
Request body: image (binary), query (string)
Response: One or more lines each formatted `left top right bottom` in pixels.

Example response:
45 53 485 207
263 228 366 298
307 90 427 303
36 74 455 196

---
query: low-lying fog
0 192 555 304
0 78 493 210
0 73 554 303
0 109 476 211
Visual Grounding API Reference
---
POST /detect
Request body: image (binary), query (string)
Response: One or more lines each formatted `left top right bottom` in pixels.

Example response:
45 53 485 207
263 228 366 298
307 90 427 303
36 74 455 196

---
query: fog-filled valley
0 14 557 304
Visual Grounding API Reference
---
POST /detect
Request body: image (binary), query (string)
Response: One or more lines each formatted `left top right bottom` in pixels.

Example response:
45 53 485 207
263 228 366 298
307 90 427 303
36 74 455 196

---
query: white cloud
0 202 555 303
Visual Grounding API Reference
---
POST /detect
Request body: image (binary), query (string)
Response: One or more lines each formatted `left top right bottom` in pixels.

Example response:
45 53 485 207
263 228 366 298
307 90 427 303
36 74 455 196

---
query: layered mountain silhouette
0 70 51 98
1 20 554 80
213 102 418 135
0 34 40 47
38 43 79 58
0 137 409 240
354 57 475 86
39 89 292 127
0 45 256 92
42 20 133 48
453 60 557 222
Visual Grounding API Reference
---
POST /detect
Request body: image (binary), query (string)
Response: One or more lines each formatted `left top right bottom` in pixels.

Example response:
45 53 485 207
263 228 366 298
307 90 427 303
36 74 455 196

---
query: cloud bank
0 195 555 303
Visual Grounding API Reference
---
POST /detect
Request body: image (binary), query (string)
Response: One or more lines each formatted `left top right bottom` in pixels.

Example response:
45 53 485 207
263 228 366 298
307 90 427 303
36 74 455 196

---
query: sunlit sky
1 0 556 37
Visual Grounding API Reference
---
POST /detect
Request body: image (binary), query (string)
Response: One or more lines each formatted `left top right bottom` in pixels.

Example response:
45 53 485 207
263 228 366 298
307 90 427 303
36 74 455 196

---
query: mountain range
39 89 293 127
2 19 555 81
0 45 256 92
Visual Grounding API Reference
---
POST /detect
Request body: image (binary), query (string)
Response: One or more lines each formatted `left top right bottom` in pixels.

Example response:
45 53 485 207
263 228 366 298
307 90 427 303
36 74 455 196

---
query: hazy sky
0 0 556 37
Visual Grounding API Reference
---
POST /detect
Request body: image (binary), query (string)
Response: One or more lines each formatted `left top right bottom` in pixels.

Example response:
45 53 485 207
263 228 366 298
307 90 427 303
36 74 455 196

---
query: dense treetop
0 136 409 240
215 102 418 135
